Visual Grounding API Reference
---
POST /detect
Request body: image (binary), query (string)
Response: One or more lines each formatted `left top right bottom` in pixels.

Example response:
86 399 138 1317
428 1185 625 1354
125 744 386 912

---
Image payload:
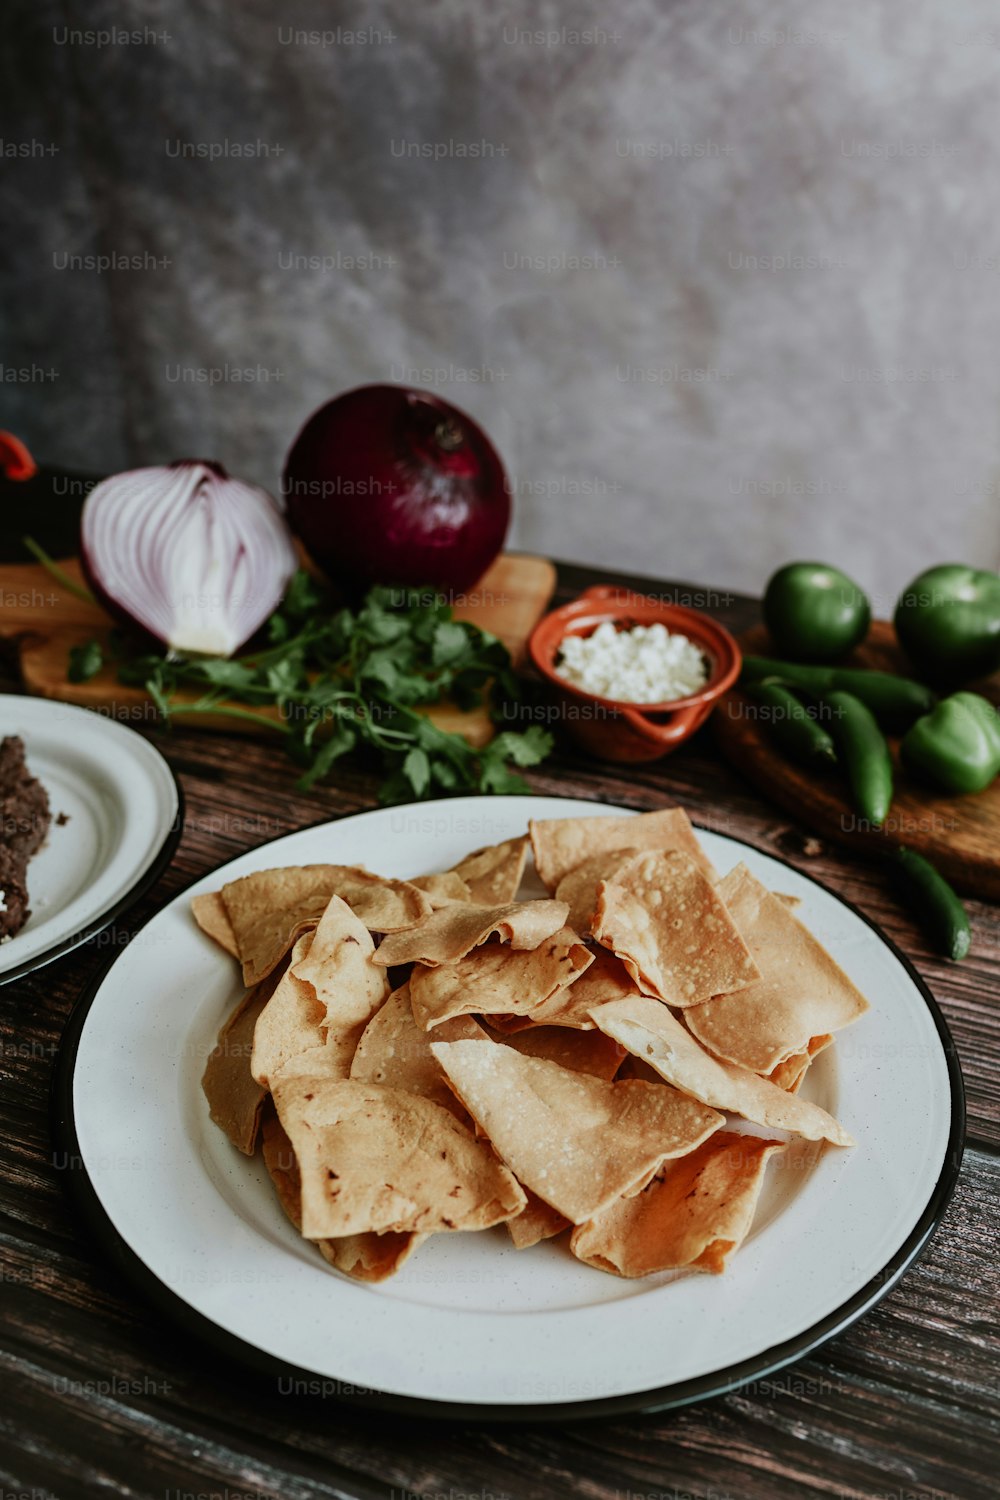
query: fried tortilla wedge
409 871 473 907
529 807 715 891
221 864 433 986
524 945 639 1029
766 1035 834 1093
409 927 592 1030
261 1108 423 1282
430 1038 723 1224
372 899 569 969
593 850 759 1006
201 967 284 1153
589 995 853 1145
554 848 639 936
570 1132 785 1277
250 933 326 1088
191 891 240 959
449 835 529 904
350 983 483 1115
271 1076 526 1239
288 894 389 1067
507 1189 571 1250
686 865 870 1072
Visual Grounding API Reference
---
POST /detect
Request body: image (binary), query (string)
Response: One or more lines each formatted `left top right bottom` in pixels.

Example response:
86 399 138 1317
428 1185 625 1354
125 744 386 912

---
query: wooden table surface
1 515 997 1500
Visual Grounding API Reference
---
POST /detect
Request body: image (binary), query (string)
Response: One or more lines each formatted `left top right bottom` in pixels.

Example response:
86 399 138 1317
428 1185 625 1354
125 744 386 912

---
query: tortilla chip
497 1024 624 1080
450 835 528 904
554 848 639 935
271 1076 526 1239
507 1189 571 1250
286 894 389 1068
430 1038 723 1224
409 927 592 1030
410 871 472 907
686 865 870 1072
261 1109 423 1281
593 850 759 1006
191 891 240 958
523 945 639 1029
221 865 432 985
570 1132 785 1277
202 968 283 1153
529 807 714 891
251 933 326 1087
372 899 569 969
589 995 853 1145
766 1034 833 1093
350 983 483 1115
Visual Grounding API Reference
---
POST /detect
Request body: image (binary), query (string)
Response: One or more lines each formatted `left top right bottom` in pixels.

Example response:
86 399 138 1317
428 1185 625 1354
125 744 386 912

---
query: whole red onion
282 385 510 596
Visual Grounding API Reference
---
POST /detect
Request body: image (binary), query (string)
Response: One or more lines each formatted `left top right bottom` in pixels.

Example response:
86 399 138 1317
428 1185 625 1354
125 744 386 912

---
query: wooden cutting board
713 619 1000 899
0 553 556 748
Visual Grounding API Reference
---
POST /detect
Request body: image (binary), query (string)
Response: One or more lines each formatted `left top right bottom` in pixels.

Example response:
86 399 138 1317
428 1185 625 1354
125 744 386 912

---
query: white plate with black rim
52 795 963 1418
1 695 181 984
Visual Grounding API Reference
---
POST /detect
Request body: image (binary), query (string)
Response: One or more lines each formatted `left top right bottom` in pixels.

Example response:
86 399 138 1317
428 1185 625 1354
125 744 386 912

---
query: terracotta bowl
528 584 742 763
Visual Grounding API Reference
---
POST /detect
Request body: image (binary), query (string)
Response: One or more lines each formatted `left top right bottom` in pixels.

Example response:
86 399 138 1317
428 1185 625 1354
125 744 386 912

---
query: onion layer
80 460 298 657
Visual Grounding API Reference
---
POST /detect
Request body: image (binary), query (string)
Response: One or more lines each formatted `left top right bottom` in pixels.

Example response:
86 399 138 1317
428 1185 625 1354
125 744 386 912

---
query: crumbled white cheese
555 621 708 704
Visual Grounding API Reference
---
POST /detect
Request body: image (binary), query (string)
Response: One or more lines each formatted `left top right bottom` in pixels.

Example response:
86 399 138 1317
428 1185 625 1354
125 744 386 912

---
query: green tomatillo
763 562 870 662
901 691 1000 796
894 564 1000 685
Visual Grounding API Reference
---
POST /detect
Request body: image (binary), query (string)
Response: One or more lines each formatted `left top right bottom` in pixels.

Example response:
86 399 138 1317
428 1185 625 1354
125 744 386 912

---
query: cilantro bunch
73 573 552 801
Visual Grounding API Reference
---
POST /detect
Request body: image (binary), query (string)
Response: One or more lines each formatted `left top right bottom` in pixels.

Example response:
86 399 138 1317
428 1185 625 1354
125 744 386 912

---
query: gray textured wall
3 0 999 605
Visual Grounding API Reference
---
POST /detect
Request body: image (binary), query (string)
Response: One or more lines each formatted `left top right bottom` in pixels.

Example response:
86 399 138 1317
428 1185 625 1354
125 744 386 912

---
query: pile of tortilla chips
199 810 868 1283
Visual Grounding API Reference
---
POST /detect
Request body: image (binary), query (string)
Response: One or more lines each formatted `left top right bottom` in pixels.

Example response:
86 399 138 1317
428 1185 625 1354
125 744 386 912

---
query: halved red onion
80 460 298 657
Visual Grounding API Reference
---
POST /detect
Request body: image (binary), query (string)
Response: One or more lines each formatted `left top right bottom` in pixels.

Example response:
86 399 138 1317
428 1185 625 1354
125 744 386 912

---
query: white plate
55 795 963 1417
0 695 180 982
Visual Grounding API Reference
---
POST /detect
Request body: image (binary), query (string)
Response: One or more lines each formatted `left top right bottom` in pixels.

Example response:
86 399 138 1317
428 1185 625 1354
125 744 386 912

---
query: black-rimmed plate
53 795 964 1419
1 695 181 984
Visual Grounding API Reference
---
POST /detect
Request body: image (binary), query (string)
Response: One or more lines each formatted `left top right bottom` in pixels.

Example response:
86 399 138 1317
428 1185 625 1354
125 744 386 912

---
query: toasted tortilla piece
589 995 852 1145
286 895 390 1072
449 835 528 905
191 891 240 959
529 807 715 891
221 865 433 985
410 871 473 908
570 1132 785 1277
409 927 592 1030
686 865 870 1072
593 850 759 1007
372 899 569 969
430 1038 722 1224
524 945 640 1029
251 933 327 1088
507 1189 571 1250
555 848 639 935
497 1023 625 1080
261 1109 423 1281
350 983 484 1115
272 1076 525 1239
202 968 284 1153
766 1034 834 1093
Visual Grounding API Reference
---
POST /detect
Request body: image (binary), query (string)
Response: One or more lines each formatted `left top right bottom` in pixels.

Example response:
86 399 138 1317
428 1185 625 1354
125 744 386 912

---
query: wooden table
1 527 997 1499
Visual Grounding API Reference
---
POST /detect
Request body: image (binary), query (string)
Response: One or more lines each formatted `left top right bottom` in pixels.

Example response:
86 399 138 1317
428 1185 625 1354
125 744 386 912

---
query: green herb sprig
71 572 552 802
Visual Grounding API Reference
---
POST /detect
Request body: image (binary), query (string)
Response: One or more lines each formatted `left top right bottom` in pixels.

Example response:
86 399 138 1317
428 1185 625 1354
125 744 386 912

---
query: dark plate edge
50 800 967 1424
1 766 185 987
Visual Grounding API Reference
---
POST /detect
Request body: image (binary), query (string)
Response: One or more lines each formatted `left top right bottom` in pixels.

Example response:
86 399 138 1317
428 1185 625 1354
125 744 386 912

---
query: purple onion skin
282 385 511 599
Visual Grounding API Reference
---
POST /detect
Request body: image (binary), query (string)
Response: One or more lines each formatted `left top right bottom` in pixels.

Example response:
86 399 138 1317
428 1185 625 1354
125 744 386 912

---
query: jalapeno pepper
745 681 838 767
741 657 935 727
892 847 971 961
900 691 1000 796
821 689 894 826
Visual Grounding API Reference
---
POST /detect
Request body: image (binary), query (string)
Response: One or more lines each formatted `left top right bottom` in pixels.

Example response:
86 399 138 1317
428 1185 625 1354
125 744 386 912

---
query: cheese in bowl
554 621 709 704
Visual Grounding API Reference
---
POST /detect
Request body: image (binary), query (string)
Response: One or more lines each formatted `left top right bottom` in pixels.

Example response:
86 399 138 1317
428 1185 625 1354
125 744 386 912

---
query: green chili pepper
745 681 837 767
741 657 935 727
900 691 1000 796
892 847 971 961
822 689 893 825
895 564 1000 686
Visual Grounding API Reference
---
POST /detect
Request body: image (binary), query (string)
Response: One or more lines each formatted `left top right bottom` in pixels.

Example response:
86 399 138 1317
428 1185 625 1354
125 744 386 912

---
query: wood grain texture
0 556 997 1500
713 620 1000 898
